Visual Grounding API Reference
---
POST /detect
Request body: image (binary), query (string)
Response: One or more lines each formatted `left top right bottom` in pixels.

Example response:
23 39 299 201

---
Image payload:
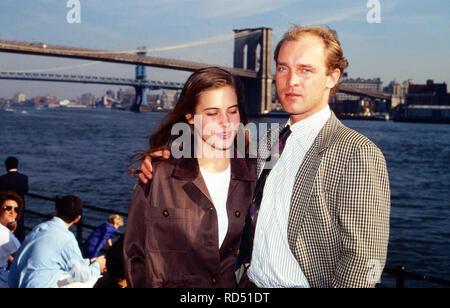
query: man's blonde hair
274 25 349 93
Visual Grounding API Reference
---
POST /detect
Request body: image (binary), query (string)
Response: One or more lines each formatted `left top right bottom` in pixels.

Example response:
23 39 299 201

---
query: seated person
8 195 106 288
84 214 123 259
0 191 23 288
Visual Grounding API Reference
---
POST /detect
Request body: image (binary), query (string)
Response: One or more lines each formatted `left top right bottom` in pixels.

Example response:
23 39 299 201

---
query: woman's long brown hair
129 67 250 173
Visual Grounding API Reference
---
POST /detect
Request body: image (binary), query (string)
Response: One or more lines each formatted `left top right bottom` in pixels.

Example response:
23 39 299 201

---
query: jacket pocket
146 207 188 252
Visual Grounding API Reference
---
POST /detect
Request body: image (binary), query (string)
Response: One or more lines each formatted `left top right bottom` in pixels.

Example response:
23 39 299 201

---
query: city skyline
0 0 449 99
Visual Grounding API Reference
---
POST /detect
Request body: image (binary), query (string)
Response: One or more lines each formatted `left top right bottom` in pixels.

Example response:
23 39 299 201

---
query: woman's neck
196 143 230 173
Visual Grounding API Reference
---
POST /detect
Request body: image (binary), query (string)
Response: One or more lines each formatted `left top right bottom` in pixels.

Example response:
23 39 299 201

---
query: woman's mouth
216 131 233 139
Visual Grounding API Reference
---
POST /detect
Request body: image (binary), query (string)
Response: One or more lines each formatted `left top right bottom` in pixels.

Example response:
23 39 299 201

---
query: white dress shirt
247 105 331 288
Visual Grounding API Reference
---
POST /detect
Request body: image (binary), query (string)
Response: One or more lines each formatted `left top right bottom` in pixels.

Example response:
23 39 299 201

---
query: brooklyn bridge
0 27 392 114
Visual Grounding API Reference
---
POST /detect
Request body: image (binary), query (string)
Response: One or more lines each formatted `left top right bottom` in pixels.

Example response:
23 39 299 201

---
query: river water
1 107 449 287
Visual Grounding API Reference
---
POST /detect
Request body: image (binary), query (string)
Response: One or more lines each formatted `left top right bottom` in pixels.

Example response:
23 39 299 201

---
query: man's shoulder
331 121 382 153
319 120 386 167
1 171 28 180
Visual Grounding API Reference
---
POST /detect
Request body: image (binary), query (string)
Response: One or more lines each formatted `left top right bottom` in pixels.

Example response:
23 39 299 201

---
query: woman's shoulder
151 157 181 177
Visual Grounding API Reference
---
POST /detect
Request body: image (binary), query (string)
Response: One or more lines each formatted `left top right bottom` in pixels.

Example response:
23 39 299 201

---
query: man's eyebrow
276 62 315 69
297 64 315 70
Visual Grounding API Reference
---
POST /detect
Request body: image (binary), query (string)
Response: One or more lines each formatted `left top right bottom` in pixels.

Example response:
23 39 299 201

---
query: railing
23 192 450 288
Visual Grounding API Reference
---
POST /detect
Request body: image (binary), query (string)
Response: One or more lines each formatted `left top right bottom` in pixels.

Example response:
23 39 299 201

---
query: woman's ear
185 113 194 125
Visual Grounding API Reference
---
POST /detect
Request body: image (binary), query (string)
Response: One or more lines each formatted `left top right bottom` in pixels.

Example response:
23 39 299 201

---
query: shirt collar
286 105 331 149
52 216 70 229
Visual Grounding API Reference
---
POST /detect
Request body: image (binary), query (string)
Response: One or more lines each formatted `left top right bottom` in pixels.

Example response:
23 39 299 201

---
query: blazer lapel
287 113 341 253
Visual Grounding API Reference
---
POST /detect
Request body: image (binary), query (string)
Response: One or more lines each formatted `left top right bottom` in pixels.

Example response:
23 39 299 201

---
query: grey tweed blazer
256 112 390 288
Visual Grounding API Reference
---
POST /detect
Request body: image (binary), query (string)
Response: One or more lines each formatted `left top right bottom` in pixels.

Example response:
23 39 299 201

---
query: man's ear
326 68 341 89
73 215 81 224
185 113 194 125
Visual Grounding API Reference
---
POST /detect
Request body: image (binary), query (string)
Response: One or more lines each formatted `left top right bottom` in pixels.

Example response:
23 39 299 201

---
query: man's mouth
285 92 302 98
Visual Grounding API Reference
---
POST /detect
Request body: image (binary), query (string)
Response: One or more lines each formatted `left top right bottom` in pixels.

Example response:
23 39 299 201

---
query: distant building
33 96 58 108
80 93 96 107
383 79 412 108
332 77 384 116
116 88 135 109
161 90 180 110
336 77 383 101
392 80 450 123
13 93 26 105
0 98 11 110
406 80 448 106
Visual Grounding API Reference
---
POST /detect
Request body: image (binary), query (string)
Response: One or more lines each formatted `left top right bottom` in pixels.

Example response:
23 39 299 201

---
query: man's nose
288 71 300 87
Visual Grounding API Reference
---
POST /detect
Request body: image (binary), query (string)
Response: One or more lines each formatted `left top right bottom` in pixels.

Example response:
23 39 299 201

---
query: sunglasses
3 205 19 214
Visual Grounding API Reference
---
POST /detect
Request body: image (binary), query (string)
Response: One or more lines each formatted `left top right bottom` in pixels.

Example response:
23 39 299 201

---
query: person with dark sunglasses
0 191 23 287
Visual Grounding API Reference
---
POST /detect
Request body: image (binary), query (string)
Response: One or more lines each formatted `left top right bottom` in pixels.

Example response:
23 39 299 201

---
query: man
0 157 29 242
237 25 390 288
138 25 390 288
8 195 106 288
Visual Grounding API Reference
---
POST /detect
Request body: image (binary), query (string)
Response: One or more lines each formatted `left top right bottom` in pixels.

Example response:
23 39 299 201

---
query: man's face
275 34 339 123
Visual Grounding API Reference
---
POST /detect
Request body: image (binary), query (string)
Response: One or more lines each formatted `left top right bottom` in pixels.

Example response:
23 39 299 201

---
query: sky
0 0 449 100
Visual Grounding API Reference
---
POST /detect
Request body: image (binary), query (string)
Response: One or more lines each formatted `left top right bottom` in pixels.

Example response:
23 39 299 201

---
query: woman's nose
219 113 231 126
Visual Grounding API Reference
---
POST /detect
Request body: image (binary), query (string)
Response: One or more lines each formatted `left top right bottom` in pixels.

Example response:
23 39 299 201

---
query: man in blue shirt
8 195 106 288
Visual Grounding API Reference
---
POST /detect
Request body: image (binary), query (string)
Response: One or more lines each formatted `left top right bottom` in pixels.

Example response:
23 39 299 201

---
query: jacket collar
315 111 342 154
171 156 256 182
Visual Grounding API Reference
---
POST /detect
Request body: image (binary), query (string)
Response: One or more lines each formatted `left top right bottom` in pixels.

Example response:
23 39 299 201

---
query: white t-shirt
200 165 231 248
0 223 21 286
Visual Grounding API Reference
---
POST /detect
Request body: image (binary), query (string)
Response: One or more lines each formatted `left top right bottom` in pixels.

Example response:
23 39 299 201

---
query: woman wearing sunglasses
0 191 23 287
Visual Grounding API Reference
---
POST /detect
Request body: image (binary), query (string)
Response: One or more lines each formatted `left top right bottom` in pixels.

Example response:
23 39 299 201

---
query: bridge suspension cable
1 31 248 74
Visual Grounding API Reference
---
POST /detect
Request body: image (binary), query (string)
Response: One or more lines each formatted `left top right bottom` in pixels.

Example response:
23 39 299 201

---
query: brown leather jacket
123 157 256 288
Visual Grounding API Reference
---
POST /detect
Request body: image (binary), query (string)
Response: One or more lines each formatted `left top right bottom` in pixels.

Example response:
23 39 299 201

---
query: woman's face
0 199 19 226
187 85 241 153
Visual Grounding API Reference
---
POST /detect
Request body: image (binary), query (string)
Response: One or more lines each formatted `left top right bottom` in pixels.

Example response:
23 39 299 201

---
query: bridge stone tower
233 27 272 115
131 46 148 112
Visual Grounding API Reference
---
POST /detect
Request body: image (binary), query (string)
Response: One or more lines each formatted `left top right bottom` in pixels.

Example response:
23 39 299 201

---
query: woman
0 191 23 288
123 67 256 288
